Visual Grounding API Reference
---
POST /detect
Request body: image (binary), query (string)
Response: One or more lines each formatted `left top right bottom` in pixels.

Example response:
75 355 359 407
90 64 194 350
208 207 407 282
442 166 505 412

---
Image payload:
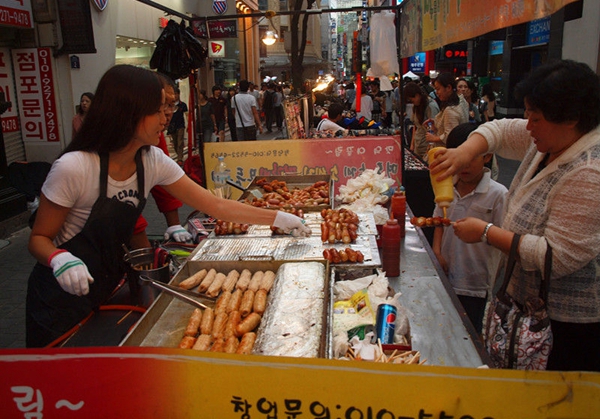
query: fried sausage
210 338 225 352
192 334 212 351
235 269 252 292
199 307 214 335
222 270 240 292
198 268 217 293
206 272 227 297
236 332 256 354
239 290 255 318
224 336 240 354
226 288 243 314
178 336 196 349
236 312 262 336
211 312 228 340
214 290 232 315
259 271 276 292
247 271 264 293
224 310 242 340
184 308 203 337
253 289 268 315
179 269 208 290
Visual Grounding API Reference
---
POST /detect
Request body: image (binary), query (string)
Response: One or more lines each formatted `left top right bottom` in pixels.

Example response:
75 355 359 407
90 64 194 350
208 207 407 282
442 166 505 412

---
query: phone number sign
12 48 60 142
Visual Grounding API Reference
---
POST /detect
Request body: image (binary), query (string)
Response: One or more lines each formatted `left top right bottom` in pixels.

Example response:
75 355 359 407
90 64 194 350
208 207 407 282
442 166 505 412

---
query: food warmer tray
190 235 381 268
237 174 333 212
207 212 378 239
120 259 332 359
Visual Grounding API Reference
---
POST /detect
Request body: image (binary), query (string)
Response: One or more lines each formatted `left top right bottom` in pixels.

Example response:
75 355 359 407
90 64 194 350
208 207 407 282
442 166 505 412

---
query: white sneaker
27 196 39 212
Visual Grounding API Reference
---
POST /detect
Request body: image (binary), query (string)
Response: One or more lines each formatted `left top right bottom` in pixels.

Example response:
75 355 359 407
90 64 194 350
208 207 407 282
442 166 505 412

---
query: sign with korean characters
1 347 600 418
204 136 402 198
0 48 19 133
399 0 580 57
0 0 33 28
12 48 59 142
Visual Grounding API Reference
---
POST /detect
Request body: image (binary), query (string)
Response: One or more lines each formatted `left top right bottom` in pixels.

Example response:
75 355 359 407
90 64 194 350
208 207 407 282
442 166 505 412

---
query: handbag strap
496 233 521 300
497 233 553 302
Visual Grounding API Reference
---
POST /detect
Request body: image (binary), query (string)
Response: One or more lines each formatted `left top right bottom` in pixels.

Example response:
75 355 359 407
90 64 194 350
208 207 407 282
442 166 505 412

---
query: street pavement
0 127 518 349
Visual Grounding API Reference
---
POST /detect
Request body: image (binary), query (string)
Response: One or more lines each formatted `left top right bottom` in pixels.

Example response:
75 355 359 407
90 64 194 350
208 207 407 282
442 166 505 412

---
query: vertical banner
12 48 59 142
400 0 580 57
0 0 33 28
0 48 19 133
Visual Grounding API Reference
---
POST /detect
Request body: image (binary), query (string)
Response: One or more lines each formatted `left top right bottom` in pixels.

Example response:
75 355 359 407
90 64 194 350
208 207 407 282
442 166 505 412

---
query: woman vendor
26 65 310 347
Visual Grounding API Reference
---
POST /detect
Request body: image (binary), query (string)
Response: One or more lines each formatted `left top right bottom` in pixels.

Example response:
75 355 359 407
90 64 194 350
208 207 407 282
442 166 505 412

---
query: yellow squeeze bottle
428 147 454 216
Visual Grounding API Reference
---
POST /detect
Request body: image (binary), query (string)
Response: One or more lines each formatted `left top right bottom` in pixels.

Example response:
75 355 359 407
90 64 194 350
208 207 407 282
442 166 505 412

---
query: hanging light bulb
262 30 278 46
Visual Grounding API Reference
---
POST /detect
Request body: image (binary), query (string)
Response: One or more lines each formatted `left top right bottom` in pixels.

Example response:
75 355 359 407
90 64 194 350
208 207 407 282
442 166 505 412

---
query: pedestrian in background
208 85 227 142
72 92 94 138
232 79 263 141
226 86 238 141
167 87 188 165
197 89 216 144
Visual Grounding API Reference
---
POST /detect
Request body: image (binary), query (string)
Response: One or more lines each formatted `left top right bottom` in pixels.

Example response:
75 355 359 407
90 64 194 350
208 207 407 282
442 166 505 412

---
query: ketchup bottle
390 188 406 237
381 218 401 277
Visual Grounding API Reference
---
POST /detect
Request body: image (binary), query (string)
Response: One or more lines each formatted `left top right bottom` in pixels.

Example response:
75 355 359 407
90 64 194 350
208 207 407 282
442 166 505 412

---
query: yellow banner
400 0 580 57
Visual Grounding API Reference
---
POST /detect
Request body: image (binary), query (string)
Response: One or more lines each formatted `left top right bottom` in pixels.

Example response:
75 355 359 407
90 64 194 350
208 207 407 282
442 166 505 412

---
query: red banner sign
12 48 59 142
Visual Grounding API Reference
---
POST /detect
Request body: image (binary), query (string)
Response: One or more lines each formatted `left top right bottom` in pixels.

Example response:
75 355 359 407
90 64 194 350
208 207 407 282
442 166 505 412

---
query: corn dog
184 308 203 337
253 289 268 315
178 336 196 349
222 269 240 292
198 268 217 293
239 290 255 318
259 270 276 292
192 334 212 351
178 269 208 290
247 271 264 292
207 272 227 297
224 336 240 354
211 312 228 340
236 332 256 354
235 269 252 292
224 310 242 340
210 337 225 352
214 290 232 315
200 307 214 335
226 288 243 314
236 312 261 336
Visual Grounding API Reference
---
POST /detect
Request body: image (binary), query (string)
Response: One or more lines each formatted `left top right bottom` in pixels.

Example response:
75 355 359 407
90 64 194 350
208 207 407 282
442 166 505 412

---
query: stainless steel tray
120 260 332 358
190 235 381 268
207 212 378 239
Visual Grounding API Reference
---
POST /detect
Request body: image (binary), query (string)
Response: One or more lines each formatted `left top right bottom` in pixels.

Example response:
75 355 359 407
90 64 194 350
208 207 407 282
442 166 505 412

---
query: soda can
376 303 397 344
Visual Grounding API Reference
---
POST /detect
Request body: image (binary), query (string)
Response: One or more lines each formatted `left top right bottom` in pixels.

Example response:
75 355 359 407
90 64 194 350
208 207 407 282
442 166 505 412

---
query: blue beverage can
376 303 397 344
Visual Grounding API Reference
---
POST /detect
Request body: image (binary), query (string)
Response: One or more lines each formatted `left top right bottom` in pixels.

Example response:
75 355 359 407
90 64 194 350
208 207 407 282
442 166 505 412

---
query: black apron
26 151 147 347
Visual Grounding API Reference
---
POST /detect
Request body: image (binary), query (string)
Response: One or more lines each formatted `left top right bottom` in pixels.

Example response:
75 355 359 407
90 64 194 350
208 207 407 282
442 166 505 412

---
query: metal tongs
139 275 216 310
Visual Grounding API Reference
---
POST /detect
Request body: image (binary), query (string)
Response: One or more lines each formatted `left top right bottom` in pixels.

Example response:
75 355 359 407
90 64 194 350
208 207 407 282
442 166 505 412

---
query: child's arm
432 226 448 274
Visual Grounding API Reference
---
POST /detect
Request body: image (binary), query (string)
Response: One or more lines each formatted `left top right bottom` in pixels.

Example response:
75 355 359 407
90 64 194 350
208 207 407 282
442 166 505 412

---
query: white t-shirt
232 92 258 128
42 147 184 246
316 118 346 134
351 94 373 120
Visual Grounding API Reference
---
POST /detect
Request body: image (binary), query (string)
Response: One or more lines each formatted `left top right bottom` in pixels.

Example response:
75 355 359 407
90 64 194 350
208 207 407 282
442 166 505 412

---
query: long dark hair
65 65 163 155
482 84 496 102
403 82 429 124
435 72 460 110
76 92 94 115
457 78 478 103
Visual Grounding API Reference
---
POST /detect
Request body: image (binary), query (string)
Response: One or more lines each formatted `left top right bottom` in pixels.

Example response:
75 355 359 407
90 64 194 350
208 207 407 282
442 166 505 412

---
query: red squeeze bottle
391 189 406 237
381 218 401 277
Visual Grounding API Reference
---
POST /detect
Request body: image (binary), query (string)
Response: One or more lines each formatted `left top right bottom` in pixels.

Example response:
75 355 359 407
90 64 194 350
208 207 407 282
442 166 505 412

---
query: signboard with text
0 48 19 133
12 48 59 142
191 20 238 39
1 347 599 418
204 137 402 197
399 0 579 57
0 0 33 28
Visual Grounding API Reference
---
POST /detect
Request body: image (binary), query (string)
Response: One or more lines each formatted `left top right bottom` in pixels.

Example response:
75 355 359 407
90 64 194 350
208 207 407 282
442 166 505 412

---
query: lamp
262 31 278 46
262 10 279 46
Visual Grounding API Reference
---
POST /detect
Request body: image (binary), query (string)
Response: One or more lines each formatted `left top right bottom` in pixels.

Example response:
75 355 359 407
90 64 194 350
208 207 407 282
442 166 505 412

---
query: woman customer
26 64 310 347
429 60 600 372
403 82 440 160
456 78 481 124
481 84 496 122
72 92 94 137
425 72 469 147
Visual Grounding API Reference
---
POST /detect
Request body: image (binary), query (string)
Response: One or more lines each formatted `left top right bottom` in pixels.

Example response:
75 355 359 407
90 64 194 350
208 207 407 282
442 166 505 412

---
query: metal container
124 247 170 308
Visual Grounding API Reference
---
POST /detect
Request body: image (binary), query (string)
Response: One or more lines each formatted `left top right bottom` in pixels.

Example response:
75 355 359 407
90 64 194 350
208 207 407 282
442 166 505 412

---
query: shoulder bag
483 234 553 370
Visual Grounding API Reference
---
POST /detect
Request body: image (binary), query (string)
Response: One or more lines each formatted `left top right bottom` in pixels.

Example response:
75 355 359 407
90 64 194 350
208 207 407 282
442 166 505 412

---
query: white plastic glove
164 225 193 242
49 251 94 296
273 211 312 237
